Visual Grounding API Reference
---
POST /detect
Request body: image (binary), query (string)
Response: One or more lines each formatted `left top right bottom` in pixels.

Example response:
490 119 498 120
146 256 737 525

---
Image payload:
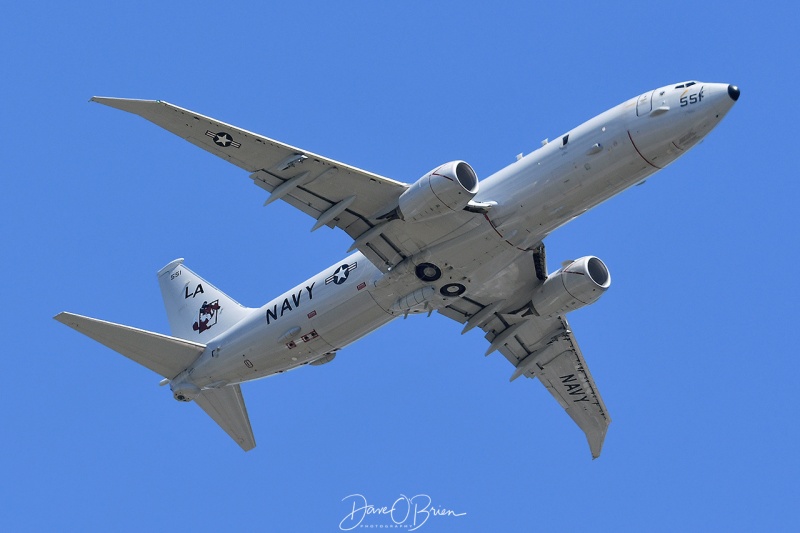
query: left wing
92 98 480 272
439 301 611 458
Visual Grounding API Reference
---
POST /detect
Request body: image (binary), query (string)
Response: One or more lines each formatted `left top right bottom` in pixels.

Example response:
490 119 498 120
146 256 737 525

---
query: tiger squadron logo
193 300 220 333
206 130 241 148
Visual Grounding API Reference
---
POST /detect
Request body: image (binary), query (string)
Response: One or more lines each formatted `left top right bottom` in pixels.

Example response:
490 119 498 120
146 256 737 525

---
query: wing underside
439 301 611 458
91 97 413 270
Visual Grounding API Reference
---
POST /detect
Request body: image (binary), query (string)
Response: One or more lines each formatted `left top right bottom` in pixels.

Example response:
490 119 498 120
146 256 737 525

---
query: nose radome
727 84 740 101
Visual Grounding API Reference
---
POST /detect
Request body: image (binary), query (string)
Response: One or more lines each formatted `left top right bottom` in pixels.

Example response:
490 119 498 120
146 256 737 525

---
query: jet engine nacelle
531 256 611 318
398 160 479 222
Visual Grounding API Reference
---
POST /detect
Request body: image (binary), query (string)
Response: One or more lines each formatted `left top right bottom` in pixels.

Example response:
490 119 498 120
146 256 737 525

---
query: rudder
157 258 252 341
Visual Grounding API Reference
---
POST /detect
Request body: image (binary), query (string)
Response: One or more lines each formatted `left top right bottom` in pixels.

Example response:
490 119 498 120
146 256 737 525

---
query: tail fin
157 259 252 342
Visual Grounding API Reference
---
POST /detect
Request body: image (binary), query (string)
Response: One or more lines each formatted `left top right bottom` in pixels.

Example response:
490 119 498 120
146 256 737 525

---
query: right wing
92 98 479 272
439 301 611 458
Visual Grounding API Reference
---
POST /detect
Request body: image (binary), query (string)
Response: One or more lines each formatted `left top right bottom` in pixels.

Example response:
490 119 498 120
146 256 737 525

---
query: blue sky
3 1 798 531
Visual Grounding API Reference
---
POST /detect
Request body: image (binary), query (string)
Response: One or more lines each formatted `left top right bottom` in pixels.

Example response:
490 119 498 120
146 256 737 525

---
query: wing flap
54 312 205 379
194 385 256 451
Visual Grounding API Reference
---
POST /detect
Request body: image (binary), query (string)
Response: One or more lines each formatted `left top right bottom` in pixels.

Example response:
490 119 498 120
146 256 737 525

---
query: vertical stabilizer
157 259 252 342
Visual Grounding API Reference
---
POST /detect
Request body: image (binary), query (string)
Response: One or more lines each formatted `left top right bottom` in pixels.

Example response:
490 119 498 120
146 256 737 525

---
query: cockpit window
675 81 697 89
675 84 685 89
685 81 696 87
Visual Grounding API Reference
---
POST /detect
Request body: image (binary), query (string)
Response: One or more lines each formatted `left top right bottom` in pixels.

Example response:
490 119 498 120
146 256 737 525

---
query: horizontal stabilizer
195 385 256 451
54 312 205 379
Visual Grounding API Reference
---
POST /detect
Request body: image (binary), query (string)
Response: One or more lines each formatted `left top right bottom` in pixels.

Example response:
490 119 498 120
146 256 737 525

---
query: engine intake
531 256 611 318
398 161 479 222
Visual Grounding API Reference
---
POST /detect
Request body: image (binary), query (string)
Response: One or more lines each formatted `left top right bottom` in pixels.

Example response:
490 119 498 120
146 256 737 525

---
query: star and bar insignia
325 262 357 285
205 130 241 148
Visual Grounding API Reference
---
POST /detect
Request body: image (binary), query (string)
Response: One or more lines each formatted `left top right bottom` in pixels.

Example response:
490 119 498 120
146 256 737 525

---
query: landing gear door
636 90 655 116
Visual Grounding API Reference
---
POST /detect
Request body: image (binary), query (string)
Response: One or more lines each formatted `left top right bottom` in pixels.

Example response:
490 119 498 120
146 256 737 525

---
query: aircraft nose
727 84 740 102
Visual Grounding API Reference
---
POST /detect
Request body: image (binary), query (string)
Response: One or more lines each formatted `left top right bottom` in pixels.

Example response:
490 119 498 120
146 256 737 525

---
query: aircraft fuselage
173 81 738 392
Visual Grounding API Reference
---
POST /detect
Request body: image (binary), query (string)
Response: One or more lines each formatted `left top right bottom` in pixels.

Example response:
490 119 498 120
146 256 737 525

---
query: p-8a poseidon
56 82 739 458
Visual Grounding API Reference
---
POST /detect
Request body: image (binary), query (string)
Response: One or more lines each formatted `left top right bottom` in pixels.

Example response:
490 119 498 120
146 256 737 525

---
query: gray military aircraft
56 81 739 457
